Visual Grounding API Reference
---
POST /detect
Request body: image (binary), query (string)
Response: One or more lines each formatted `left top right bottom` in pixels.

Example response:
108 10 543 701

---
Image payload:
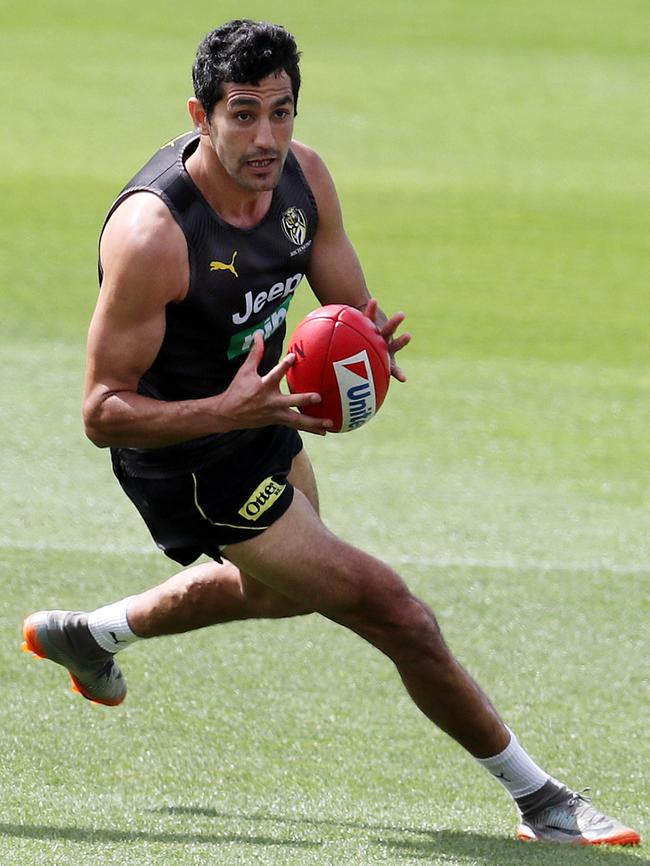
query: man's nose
253 117 274 150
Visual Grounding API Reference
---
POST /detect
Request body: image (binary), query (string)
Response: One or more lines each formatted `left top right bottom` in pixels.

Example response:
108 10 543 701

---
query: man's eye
236 113 252 122
275 110 290 119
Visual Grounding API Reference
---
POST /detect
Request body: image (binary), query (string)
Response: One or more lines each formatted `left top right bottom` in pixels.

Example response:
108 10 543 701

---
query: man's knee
386 593 451 664
335 564 449 662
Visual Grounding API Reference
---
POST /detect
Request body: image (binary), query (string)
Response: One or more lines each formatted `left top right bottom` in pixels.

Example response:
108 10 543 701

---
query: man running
23 20 639 847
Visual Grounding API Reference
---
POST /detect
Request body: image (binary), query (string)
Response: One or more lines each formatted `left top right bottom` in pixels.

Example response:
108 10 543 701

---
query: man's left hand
361 297 411 382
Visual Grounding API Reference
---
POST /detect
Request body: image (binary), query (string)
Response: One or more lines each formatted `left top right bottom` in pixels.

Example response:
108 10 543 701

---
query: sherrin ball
286 304 390 433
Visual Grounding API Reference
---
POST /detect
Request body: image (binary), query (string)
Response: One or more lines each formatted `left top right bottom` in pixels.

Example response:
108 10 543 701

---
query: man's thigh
287 447 319 514
225 487 409 621
233 447 319 613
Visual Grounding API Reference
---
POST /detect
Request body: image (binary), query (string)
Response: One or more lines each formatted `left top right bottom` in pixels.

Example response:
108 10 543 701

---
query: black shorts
111 427 303 566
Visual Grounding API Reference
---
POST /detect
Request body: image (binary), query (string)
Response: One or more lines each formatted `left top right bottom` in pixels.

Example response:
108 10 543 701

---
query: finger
362 297 378 323
293 417 334 436
242 330 266 370
280 408 334 435
283 391 323 409
389 332 411 354
380 311 407 340
387 332 410 383
262 351 296 387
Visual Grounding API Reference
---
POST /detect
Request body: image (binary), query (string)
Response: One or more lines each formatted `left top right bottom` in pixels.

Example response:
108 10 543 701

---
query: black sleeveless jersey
100 131 318 475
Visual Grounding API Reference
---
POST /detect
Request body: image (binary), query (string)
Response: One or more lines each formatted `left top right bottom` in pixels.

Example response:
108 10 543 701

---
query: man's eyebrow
228 94 294 109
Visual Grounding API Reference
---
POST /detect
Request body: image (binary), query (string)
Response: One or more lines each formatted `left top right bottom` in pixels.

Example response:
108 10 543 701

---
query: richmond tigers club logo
281 206 307 246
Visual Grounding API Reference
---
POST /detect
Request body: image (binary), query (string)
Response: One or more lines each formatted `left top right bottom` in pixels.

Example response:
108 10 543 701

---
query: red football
286 304 391 433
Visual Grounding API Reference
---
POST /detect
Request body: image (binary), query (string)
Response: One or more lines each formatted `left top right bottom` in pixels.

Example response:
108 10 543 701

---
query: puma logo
210 251 238 277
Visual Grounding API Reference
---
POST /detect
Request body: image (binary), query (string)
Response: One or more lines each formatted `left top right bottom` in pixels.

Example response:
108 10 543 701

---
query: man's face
206 70 295 193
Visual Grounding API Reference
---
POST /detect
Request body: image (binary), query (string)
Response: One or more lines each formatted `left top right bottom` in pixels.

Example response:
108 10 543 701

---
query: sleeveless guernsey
100 132 318 476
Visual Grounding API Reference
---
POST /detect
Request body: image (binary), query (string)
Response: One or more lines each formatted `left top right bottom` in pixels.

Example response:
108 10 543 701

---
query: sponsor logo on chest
226 273 303 359
208 201 311 359
232 273 303 325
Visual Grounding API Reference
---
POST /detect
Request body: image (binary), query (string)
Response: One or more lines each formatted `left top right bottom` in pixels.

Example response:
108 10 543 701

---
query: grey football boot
22 610 126 706
518 785 640 846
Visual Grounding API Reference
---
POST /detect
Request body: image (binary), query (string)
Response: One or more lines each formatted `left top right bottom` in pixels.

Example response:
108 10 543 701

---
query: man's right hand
216 332 333 436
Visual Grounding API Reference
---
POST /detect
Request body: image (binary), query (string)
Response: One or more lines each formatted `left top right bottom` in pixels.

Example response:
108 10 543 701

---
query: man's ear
188 98 209 134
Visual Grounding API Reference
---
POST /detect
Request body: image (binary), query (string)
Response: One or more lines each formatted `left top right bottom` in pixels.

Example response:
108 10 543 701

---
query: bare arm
83 193 329 449
292 142 411 381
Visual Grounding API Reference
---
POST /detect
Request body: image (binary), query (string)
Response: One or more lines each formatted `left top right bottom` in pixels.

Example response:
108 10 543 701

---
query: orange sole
22 616 124 707
518 830 640 846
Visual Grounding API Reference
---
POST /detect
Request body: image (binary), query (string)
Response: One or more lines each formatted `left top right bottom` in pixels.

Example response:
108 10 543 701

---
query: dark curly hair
192 20 301 118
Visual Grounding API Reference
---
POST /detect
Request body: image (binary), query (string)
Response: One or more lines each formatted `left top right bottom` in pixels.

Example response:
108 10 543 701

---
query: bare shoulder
100 191 189 304
290 139 322 168
290 140 341 217
291 141 336 190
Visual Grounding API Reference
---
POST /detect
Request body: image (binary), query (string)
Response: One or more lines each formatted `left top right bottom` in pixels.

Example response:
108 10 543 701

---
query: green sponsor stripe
227 296 293 359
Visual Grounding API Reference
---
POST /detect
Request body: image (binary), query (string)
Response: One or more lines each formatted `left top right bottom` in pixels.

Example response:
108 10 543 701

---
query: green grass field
1 1 648 864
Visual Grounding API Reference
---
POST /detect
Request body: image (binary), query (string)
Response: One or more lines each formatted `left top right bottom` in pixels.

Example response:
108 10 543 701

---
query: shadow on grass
1 813 645 863
155 807 647 864
378 831 646 864
0 822 318 850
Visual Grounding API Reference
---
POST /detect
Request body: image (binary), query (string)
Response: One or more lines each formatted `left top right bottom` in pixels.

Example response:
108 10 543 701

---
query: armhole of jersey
97 187 194 301
287 149 319 231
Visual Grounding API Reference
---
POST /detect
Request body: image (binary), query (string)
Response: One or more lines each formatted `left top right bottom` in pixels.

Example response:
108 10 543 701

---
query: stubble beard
230 150 286 193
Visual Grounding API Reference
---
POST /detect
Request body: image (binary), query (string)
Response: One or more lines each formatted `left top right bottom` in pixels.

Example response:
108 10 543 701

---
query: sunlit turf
1 0 648 863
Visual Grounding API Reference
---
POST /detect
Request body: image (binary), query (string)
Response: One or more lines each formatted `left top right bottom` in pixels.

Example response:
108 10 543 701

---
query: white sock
87 597 139 654
475 728 550 798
